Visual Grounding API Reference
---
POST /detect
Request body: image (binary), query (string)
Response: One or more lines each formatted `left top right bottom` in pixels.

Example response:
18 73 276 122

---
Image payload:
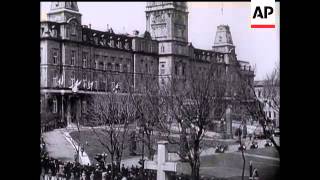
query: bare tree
85 92 134 180
158 60 228 180
263 61 280 114
234 61 280 153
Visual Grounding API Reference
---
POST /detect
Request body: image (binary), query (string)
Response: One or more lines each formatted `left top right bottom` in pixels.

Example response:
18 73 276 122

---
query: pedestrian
253 168 259 180
81 145 84 156
249 161 253 178
80 171 86 180
90 171 94 180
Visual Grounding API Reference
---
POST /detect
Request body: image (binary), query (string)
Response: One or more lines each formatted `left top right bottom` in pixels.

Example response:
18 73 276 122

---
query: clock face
151 13 166 24
151 24 167 38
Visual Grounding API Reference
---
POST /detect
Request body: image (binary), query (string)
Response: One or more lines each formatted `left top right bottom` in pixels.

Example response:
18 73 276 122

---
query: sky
41 2 280 81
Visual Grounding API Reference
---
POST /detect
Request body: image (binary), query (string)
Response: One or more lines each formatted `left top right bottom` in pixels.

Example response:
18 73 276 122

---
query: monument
144 141 190 180
223 105 233 139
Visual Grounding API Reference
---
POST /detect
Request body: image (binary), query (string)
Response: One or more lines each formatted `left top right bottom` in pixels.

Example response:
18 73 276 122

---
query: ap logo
251 0 276 28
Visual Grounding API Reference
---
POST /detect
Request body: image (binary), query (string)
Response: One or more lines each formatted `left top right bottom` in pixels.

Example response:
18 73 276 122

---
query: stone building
254 80 279 128
40 2 255 132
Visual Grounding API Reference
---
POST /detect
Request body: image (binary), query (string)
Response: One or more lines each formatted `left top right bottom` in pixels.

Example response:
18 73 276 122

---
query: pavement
43 129 75 162
43 126 91 165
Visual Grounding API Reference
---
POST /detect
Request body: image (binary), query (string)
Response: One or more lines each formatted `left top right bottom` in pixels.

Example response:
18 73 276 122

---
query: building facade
254 80 279 128
40 2 255 130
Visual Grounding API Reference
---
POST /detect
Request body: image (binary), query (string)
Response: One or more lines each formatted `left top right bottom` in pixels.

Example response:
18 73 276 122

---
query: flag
58 75 64 87
90 81 94 91
72 80 81 93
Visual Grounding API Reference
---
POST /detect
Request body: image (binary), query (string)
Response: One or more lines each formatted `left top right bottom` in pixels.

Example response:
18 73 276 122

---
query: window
53 71 58 87
95 80 98 89
111 82 115 90
99 62 104 70
52 28 57 37
161 45 165 52
82 52 88 68
119 64 123 72
175 66 178 75
71 71 75 86
103 62 106 70
123 64 127 72
269 111 272 118
53 99 58 113
83 74 87 89
160 69 165 75
95 60 98 69
71 51 76 66
107 63 112 71
53 51 58 64
71 23 76 35
274 112 276 119
115 64 120 72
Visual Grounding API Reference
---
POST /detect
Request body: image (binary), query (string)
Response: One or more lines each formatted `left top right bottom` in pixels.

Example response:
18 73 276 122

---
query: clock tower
146 2 189 88
47 2 81 24
146 2 188 43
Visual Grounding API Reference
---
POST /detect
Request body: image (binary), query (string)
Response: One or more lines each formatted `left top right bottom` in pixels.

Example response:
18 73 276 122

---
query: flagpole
221 2 224 25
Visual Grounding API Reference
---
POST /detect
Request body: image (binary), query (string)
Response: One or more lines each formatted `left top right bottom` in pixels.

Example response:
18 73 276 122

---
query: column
61 94 64 126
225 104 232 139
67 96 71 127
76 96 82 127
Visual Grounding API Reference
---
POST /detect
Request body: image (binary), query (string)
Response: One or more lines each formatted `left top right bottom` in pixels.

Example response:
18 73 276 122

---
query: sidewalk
43 127 91 165
63 131 91 165
42 129 75 162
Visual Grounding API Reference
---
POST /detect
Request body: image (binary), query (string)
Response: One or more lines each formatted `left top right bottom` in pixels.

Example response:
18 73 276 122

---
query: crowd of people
40 136 230 180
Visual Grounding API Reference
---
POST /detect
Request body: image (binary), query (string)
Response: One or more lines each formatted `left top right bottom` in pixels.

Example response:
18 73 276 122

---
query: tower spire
221 2 224 17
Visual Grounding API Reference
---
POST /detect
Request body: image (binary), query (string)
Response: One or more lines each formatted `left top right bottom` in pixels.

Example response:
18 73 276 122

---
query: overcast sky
41 2 280 81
